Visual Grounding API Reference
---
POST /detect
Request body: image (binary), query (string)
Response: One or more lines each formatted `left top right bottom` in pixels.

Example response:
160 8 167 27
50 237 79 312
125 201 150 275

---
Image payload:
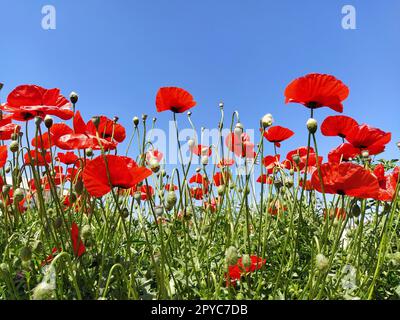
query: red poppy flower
0 117 20 140
204 198 219 213
165 184 178 191
66 167 82 182
321 115 358 138
300 179 314 191
284 73 350 113
189 173 209 189
191 144 212 157
41 247 61 267
190 187 204 200
311 162 380 199
32 123 74 149
71 223 86 257
82 155 152 197
139 185 154 201
328 143 360 163
86 116 126 143
146 149 164 163
268 200 287 216
226 255 266 286
56 111 117 151
24 150 51 166
323 208 346 220
345 124 391 155
373 164 397 201
156 87 196 113
1 85 73 121
0 145 7 168
256 174 273 184
217 158 235 168
56 152 79 165
263 126 294 147
262 155 281 174
213 172 230 186
226 132 255 159
284 147 321 172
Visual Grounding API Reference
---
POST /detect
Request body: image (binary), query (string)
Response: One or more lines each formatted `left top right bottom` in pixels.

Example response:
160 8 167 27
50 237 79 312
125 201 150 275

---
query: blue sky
1 0 399 164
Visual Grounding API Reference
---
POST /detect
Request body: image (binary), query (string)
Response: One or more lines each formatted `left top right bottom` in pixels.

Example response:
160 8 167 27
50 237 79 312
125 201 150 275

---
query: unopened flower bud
13 188 24 202
142 114 148 121
225 246 238 266
201 155 209 166
133 116 139 126
85 148 93 157
315 253 329 271
242 254 251 269
361 150 369 158
44 115 53 129
149 158 160 173
0 83 3 91
91 116 100 129
121 208 129 219
187 111 192 117
234 122 244 136
218 185 225 196
20 246 32 262
350 203 361 218
219 102 224 109
69 192 77 204
292 154 300 164
284 177 294 188
2 185 10 195
134 191 141 203
306 118 318 134
5 166 11 173
166 191 177 207
34 116 43 127
113 116 119 123
154 206 164 217
33 240 43 254
10 140 19 153
81 225 92 240
261 113 274 129
196 167 201 173
70 92 78 104
188 139 195 149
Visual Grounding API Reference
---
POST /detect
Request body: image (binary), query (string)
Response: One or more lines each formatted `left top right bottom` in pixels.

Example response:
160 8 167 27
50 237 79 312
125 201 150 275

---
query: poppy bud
142 114 148 121
274 179 283 190
350 203 361 218
284 177 294 188
9 141 19 153
242 254 251 269
201 155 209 166
315 253 329 271
306 118 318 134
121 208 129 219
113 116 119 123
5 166 11 174
34 116 43 127
85 148 93 157
261 113 274 129
155 206 164 217
133 116 139 127
91 116 100 129
234 123 243 136
13 188 24 202
188 139 195 149
70 92 78 104
196 167 201 173
11 132 19 141
219 102 224 109
187 111 192 117
44 115 53 129
2 185 10 195
289 169 294 176
160 169 166 177
225 246 238 266
166 191 177 207
217 185 225 196
20 246 32 262
74 178 84 195
47 208 55 217
134 191 141 203
149 158 160 173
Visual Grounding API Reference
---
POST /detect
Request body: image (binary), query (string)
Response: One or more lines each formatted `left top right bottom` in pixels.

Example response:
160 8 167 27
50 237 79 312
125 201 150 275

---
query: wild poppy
284 73 350 113
82 155 152 197
71 223 86 257
189 173 209 189
372 164 396 201
262 155 281 174
345 124 391 155
311 162 380 199
146 149 163 163
165 184 178 191
213 172 230 186
190 187 204 200
1 85 73 121
32 123 74 150
321 115 358 138
263 126 294 147
256 174 273 184
300 179 314 191
156 87 196 113
268 199 287 216
56 111 117 151
323 208 346 220
86 116 126 143
56 152 79 165
140 185 154 201
217 158 235 168
328 143 360 163
191 144 212 157
226 132 255 159
24 150 51 166
226 255 266 286
0 117 20 140
0 145 7 168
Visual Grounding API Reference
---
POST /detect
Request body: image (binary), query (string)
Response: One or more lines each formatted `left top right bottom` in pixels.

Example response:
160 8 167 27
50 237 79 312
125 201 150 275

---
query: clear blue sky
1 0 399 163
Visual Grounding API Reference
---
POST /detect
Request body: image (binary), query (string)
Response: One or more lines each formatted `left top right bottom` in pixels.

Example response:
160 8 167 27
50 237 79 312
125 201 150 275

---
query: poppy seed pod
225 246 238 266
133 116 139 127
113 116 119 123
85 148 94 157
20 246 32 262
242 254 251 269
201 155 209 166
34 116 43 127
44 115 53 129
70 92 78 104
315 253 329 271
166 191 177 207
261 113 274 129
306 118 318 134
284 177 294 188
142 114 148 121
217 185 225 196
91 116 100 129
9 141 19 153
154 206 164 217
